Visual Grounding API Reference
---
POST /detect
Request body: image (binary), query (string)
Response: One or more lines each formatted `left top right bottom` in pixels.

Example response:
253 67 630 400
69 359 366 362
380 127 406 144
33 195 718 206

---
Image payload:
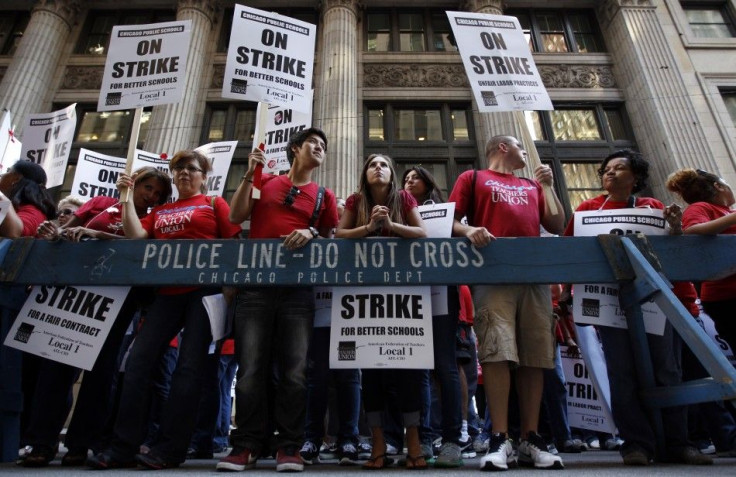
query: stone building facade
0 0 734 217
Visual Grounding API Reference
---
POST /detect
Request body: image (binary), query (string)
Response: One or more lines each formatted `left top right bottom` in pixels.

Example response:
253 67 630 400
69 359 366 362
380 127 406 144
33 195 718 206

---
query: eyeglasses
57 208 74 216
283 185 301 207
172 165 203 174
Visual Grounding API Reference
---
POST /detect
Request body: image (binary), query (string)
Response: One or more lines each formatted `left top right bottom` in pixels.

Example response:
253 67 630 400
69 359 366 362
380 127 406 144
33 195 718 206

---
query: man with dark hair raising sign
217 128 338 473
449 135 565 471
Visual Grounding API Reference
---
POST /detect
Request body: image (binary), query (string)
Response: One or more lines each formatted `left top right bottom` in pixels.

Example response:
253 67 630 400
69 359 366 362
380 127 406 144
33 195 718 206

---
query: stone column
597 0 717 198
462 0 521 162
142 0 217 154
0 0 79 135
314 0 358 199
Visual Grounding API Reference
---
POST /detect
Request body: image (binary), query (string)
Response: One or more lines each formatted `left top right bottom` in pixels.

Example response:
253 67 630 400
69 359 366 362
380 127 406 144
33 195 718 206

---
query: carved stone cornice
321 0 359 16
32 0 81 30
597 0 655 28
461 0 503 15
61 65 103 90
364 64 469 88
538 64 616 89
177 0 219 23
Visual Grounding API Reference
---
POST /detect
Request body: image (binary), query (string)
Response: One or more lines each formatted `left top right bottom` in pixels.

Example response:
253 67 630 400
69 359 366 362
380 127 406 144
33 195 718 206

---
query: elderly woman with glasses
337 154 427 469
55 195 85 227
88 150 242 470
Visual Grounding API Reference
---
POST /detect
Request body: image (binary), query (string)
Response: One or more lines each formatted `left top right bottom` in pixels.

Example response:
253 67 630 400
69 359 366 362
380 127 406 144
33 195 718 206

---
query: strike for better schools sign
446 11 552 112
222 6 316 113
98 20 192 112
330 286 433 369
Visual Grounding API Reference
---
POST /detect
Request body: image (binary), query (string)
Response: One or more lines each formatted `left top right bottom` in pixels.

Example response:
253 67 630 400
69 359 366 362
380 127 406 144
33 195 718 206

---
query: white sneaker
479 433 516 471
518 432 564 469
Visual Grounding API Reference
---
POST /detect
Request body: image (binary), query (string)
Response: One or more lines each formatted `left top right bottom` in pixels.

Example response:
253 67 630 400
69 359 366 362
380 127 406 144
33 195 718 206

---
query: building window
75 10 176 55
201 104 258 200
682 2 736 38
511 9 605 53
364 103 475 197
366 9 457 52
722 89 736 125
525 104 636 214
76 109 151 144
217 8 319 52
0 10 30 55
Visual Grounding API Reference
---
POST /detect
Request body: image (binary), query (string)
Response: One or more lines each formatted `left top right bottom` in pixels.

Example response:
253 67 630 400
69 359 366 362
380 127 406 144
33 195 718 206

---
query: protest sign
418 202 455 316
253 101 312 174
314 286 333 328
561 330 616 434
194 140 238 197
572 208 668 335
697 308 736 366
222 6 316 113
20 104 76 188
329 285 433 369
446 11 552 112
71 148 127 199
4 285 131 370
98 21 191 112
0 111 22 173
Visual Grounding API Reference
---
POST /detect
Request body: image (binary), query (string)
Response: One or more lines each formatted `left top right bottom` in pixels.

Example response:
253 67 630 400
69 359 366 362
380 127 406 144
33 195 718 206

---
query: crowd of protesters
1 128 735 472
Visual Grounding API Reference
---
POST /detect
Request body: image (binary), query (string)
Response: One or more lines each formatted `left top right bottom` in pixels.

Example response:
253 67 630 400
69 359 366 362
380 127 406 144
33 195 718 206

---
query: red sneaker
216 447 258 471
276 445 304 472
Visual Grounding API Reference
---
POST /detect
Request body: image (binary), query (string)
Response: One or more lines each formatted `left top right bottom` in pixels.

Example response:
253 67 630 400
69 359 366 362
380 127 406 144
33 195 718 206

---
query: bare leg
516 366 543 438
482 361 510 434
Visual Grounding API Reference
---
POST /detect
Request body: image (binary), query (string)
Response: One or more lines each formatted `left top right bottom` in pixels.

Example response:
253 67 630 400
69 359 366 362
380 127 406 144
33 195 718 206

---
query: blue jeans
214 354 238 450
304 327 360 445
420 287 462 444
230 287 314 453
542 345 572 444
599 322 687 459
189 351 222 453
109 288 216 463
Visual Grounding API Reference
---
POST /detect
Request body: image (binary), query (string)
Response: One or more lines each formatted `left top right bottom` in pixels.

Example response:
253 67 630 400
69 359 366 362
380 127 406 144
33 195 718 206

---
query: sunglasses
57 208 74 216
283 185 301 207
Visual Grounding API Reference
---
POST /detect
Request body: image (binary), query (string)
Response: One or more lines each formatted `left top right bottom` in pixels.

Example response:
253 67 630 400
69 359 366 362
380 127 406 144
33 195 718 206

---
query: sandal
405 454 428 470
21 446 56 468
362 454 394 470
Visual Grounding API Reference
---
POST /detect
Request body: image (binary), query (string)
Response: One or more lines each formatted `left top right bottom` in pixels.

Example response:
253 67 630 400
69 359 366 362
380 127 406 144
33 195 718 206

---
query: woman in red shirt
0 160 55 237
667 168 736 356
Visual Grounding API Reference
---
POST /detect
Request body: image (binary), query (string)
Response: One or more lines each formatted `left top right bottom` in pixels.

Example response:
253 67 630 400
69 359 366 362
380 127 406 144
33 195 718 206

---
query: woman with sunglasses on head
402 166 469 466
21 168 171 468
337 154 427 470
88 151 242 470
667 168 736 357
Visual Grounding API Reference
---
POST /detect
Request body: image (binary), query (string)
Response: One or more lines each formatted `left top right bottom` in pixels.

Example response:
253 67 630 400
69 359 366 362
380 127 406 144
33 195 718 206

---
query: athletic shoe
666 446 712 465
276 445 304 472
473 435 490 453
432 437 443 456
435 442 463 468
216 447 258 471
337 442 358 466
86 450 136 470
479 433 516 471
136 452 179 470
697 439 716 455
459 435 476 458
357 441 372 460
622 449 650 466
318 441 337 460
299 441 320 465
558 439 584 453
604 436 624 450
518 432 564 469
385 442 399 456
585 437 600 450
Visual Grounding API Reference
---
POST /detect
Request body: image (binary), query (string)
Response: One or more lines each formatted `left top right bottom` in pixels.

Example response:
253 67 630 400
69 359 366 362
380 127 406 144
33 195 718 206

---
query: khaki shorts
472 284 555 369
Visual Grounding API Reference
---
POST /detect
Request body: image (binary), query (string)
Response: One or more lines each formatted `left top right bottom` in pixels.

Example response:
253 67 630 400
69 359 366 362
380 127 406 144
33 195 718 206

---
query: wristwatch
309 226 319 238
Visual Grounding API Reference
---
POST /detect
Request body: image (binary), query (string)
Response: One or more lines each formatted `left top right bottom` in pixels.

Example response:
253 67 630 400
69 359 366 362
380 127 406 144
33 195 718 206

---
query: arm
117 173 149 239
64 226 125 242
385 206 426 238
37 214 83 241
535 165 565 235
229 149 265 223
0 194 23 238
684 213 736 235
451 216 494 247
335 207 372 238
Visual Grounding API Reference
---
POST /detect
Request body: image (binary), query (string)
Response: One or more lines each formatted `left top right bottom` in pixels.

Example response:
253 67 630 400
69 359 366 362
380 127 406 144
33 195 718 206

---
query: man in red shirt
217 128 338 473
449 135 564 471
